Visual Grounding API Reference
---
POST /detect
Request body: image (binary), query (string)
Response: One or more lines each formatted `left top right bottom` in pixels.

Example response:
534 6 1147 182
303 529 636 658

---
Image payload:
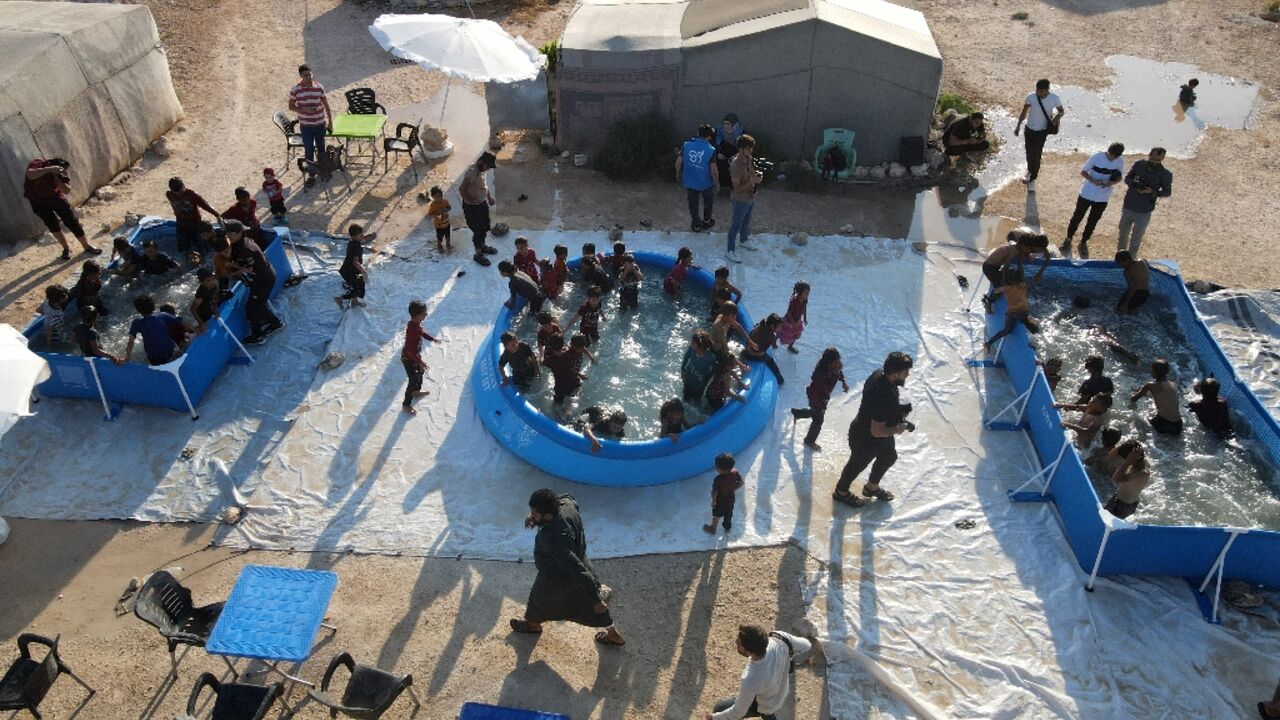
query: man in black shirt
499 332 540 390
137 240 179 275
227 219 281 343
942 112 990 158
834 352 916 507
1116 147 1172 255
498 260 545 315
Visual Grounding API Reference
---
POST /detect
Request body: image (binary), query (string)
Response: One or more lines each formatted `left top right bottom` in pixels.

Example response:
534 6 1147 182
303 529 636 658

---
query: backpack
822 145 847 172
296 144 345 182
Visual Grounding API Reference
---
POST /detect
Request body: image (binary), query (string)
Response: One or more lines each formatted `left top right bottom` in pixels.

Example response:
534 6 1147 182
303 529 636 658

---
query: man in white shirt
706 625 815 720
1061 142 1125 259
1013 78 1065 192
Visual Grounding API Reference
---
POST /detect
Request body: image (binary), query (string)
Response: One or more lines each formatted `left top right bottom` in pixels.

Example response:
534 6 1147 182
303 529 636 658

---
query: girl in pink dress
777 281 809 353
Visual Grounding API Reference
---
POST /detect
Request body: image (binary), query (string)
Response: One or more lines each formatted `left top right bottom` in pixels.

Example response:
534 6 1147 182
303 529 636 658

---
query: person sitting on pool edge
499 331 539 391
1188 377 1233 439
983 266 1041 353
706 354 747 411
981 229 1050 312
1115 250 1151 314
575 405 627 453
1131 358 1182 435
660 397 693 442
1105 439 1149 520
498 260 545 315
1057 391 1113 448
741 313 785 385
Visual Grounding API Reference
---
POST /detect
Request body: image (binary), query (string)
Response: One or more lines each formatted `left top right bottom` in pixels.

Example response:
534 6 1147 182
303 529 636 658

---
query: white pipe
1086 523 1113 591
217 317 255 364
86 357 112 421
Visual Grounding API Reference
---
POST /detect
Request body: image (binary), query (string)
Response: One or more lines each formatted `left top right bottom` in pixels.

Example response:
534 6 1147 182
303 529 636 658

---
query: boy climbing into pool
499 331 540 391
1115 250 1151 314
1056 391 1113 448
498 260 545 315
983 266 1040 352
709 267 742 321
617 255 643 311
1105 440 1149 519
565 286 607 344
1132 358 1183 434
741 313 785 384
401 299 441 415
981 230 1050 312
703 452 743 535
1188 377 1233 438
706 355 747 410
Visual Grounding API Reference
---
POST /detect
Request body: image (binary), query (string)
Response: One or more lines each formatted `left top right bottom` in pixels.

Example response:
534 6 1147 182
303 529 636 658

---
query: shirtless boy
1131 358 1182 434
1057 392 1113 448
981 230 1050 312
1115 251 1151 314
1105 440 1149 519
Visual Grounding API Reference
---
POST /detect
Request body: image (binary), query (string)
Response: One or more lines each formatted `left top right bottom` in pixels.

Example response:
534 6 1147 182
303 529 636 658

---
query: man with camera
833 352 916 508
1117 147 1172 255
726 134 763 264
1060 142 1125 259
23 157 101 260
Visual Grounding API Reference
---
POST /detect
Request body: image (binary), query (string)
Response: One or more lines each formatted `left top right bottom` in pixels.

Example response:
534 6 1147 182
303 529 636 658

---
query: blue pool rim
471 251 779 487
990 258 1280 589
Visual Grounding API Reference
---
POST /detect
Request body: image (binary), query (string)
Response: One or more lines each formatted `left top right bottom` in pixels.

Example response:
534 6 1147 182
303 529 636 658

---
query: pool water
507 261 717 440
28 231 204 356
1026 279 1280 530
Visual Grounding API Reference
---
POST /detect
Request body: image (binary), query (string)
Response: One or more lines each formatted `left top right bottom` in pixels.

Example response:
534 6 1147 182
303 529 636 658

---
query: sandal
832 491 866 508
510 619 542 634
862 486 895 502
595 631 625 647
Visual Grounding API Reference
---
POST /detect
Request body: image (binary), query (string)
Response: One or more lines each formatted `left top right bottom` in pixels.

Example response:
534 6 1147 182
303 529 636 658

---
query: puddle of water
964 55 1262 195
907 188 1021 253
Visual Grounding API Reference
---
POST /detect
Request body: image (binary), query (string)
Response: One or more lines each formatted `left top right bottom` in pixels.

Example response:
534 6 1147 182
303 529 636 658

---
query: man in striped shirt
288 64 333 169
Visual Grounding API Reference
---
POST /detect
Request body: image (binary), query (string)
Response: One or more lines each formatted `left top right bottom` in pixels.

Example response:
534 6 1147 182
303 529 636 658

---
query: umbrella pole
439 78 452 126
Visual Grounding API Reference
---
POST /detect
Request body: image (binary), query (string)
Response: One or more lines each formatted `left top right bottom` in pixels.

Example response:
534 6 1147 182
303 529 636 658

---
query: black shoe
474 253 491 267
702 218 715 229
243 334 265 345
1059 239 1072 257
691 221 704 232
1078 240 1090 259
261 320 284 338
85 246 103 255
304 176 316 189
482 245 498 255
722 522 731 533
60 249 71 261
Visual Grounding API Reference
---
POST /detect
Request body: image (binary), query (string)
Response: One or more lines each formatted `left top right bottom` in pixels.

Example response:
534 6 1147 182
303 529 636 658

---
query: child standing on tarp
703 452 743 535
791 347 848 451
777 281 810 354
401 299 440 415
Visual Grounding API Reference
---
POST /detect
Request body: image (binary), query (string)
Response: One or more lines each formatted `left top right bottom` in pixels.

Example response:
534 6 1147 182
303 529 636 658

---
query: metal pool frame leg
154 356 198 421
1195 529 1249 623
1085 508 1138 592
217 316 256 365
1008 441 1068 502
85 357 117 421
985 366 1040 431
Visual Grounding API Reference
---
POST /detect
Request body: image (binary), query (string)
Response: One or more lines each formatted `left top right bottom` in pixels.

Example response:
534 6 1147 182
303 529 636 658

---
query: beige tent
0 2 183 240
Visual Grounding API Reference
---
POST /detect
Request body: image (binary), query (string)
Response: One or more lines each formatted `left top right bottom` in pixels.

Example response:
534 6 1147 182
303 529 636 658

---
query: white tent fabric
369 14 545 83
0 324 50 440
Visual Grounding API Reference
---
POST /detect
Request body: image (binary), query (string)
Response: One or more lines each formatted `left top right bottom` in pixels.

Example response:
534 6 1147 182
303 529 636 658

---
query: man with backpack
705 624 816 720
1014 78 1065 193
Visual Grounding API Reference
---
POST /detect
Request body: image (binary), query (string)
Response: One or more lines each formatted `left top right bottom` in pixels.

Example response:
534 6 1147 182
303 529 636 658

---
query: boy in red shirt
401 300 441 415
704 452 744 534
262 168 287 225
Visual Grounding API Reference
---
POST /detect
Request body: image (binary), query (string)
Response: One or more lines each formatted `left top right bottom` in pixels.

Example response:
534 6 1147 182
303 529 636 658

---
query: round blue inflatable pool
470 251 779 487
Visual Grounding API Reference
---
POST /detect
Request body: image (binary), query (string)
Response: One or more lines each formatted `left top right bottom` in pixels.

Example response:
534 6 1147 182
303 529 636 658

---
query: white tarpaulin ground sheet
1192 289 1280 416
2 229 1279 717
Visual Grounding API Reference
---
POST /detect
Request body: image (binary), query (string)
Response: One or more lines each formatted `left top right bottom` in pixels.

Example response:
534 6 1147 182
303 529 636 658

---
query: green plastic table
330 113 388 167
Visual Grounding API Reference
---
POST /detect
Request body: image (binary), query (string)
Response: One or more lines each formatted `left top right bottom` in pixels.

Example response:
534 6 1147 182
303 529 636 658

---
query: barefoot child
618 254 643 310
609 241 628 276
1056 392 1113 448
190 267 220 333
1076 355 1115 404
566 286 606 344
535 311 562 360
706 354 747 410
426 186 452 252
262 168 287 225
980 231 1049 311
1104 440 1149 519
580 254 614 293
499 331 540 391
1188 377 1233 438
39 286 71 347
575 405 627 453
498 260 545 315
514 236 539 282
703 452 743 534
70 260 108 315
335 223 369 309
664 247 694 297
710 301 758 374
708 266 742 321
681 331 717 402
401 300 440 415
984 266 1041 352
741 313 785 384
1132 358 1182 434
1115 250 1151 315
73 305 123 364
777 280 809 353
538 258 560 299
125 295 182 366
1087 427 1123 476
1041 356 1063 391
111 237 140 282
791 347 848 451
659 397 692 442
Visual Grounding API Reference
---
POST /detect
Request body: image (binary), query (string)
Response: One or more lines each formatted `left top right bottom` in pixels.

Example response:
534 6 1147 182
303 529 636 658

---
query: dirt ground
3 0 1280 717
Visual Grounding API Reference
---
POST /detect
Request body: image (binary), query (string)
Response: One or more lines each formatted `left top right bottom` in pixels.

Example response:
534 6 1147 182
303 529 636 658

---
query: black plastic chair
0 634 95 719
383 121 423 180
186 673 282 720
344 88 386 116
133 571 236 678
272 111 305 163
306 652 419 719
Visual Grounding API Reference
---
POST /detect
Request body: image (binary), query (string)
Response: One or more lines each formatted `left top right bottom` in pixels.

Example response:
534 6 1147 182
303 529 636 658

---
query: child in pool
609 241 628 276
708 267 742 321
1077 355 1116 404
1188 377 1233 438
1090 324 1140 364
565 286 607 344
538 258 560 299
575 405 627 453
1087 427 1123 476
659 397 693 442
514 236 539 283
579 254 614 293
1131 358 1182 434
125 294 182 366
1040 356 1063 391
190 267 220 334
73 305 123 364
983 266 1041 352
741 313 785 384
580 242 605 282
426 185 451 252
553 244 569 284
557 333 599 407
138 240 180 276
980 231 1050 312
39 286 71 346
617 254 643 310
111 237 141 282
681 330 717 402
159 303 195 347
535 311 562 360
664 246 694 297
1115 251 1151 315
703 452 743 534
1104 440 1149 519
70 260 108 315
777 280 809 353
499 331 540 390
1057 391 1113 448
706 354 747 410
791 347 848 451
711 301 756 381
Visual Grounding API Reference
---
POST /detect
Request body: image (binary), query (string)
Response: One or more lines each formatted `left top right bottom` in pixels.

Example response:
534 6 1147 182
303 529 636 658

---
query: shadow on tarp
991 259 1280 594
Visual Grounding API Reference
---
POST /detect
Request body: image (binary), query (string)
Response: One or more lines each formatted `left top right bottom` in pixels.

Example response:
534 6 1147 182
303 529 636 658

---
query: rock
84 197 101 207
939 108 959 129
790 232 808 246
910 163 930 177
124 212 141 225
839 224 856 235
573 153 589 167
869 165 887 179
94 186 118 201
925 148 947 170
100 222 112 233
888 162 908 178
420 126 449 151
491 222 510 237
912 240 928 253
607 227 623 242
111 171 130 185
150 137 171 157
852 166 870 179
560 150 571 159
319 352 345 370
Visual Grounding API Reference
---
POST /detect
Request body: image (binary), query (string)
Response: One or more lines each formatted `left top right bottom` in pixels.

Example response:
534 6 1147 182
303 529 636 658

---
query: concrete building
0 2 183 240
556 0 941 166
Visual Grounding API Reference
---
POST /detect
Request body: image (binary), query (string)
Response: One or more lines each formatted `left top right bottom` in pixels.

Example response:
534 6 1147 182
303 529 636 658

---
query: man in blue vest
676 124 720 232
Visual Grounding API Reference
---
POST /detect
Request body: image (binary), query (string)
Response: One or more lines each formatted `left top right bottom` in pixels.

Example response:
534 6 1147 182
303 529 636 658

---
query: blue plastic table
206 565 338 686
459 702 570 720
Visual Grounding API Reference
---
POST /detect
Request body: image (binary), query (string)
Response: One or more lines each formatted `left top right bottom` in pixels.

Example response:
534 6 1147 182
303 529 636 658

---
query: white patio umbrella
0 323 51 546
